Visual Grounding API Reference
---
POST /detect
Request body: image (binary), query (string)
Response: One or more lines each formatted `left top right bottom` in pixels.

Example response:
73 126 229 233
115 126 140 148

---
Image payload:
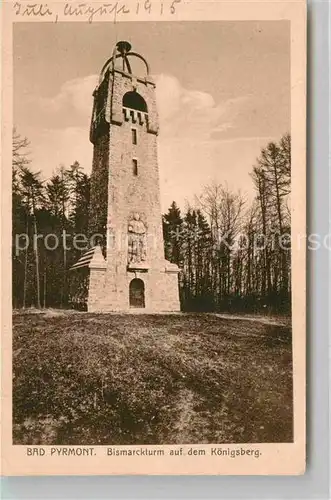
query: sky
13 21 290 212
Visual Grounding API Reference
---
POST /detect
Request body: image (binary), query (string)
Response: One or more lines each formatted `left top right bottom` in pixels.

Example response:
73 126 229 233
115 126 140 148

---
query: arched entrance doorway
129 278 145 308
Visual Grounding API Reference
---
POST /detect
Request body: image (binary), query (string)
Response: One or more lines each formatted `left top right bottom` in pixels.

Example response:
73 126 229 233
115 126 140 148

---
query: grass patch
13 312 293 445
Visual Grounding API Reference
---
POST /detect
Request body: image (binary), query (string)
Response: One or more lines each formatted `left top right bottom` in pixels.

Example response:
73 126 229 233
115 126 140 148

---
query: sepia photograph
1 0 307 474
11 19 294 447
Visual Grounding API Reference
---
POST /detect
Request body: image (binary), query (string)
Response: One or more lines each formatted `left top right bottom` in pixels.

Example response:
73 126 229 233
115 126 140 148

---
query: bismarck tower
76 41 180 312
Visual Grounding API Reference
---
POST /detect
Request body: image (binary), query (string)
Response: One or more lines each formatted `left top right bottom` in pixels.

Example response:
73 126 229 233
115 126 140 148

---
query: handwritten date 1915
13 1 182 23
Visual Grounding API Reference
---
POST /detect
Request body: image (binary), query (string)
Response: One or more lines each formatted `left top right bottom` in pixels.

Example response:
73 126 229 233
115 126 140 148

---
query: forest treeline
12 128 291 313
12 129 90 309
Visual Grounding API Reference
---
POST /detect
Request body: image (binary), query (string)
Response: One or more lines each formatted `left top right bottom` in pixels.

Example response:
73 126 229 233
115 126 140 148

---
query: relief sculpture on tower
128 213 147 265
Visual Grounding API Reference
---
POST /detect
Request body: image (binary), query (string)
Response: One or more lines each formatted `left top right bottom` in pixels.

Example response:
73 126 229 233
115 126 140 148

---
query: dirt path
170 388 196 443
212 313 290 327
13 308 290 327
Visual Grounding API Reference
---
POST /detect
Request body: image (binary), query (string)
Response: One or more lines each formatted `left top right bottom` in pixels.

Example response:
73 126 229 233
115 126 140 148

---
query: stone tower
85 41 180 312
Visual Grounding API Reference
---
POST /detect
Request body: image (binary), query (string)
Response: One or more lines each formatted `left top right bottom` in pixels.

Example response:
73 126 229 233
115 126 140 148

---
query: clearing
12 311 293 445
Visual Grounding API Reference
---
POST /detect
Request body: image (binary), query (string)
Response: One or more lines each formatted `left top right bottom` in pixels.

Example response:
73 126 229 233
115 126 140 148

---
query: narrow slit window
132 159 138 176
132 128 137 145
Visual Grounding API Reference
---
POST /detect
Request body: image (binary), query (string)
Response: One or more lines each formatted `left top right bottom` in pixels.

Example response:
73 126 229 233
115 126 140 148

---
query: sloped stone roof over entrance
70 246 106 270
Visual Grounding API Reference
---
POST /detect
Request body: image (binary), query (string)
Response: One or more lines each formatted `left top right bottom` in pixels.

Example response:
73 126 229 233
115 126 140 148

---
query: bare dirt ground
12 311 293 445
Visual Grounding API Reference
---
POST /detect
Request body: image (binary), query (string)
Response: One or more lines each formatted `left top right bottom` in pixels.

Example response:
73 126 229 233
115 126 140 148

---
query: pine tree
19 167 44 308
162 201 183 266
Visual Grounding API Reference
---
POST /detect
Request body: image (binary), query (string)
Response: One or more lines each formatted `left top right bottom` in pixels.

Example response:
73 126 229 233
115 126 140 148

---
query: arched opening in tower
123 91 148 113
129 278 145 308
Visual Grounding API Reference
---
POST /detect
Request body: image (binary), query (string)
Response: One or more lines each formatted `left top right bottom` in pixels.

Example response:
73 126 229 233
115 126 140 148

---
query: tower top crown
98 41 150 84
